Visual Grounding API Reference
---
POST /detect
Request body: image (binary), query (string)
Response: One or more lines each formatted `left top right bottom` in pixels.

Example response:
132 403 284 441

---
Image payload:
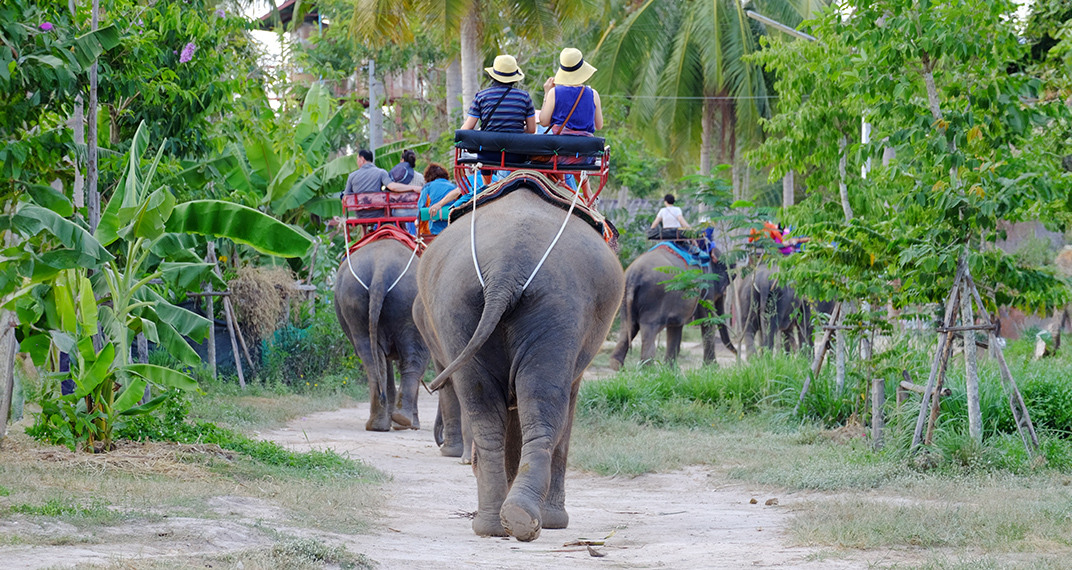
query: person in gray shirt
344 149 422 195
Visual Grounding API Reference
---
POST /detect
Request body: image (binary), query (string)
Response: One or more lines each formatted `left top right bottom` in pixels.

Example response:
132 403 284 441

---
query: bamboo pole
924 321 956 446
961 279 982 443
224 297 255 374
965 274 1039 454
795 302 841 413
871 376 885 450
911 262 967 451
204 244 217 380
210 244 244 390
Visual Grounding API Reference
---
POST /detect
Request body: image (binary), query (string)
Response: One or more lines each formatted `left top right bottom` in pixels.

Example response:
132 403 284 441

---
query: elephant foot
439 443 463 457
540 506 569 530
391 410 420 430
472 512 508 537
608 358 623 371
365 414 391 432
500 499 542 542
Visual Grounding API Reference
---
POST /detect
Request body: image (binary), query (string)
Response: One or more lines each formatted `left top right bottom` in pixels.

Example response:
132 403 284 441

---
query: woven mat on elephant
649 242 710 268
447 169 619 250
347 224 423 256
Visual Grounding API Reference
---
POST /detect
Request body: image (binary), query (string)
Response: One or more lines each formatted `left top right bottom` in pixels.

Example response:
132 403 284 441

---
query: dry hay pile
0 433 231 479
230 266 295 343
1055 245 1072 277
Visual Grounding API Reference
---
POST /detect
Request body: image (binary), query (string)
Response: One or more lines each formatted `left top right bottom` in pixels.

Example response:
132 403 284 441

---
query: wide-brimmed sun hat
554 48 596 85
485 54 525 83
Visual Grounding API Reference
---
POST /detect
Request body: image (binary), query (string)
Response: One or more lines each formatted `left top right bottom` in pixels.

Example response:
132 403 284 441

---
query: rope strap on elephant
341 224 424 293
449 169 619 251
649 242 711 268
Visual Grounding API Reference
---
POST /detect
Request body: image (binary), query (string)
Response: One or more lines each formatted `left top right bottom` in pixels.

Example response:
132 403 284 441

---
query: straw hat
484 54 525 83
554 48 596 85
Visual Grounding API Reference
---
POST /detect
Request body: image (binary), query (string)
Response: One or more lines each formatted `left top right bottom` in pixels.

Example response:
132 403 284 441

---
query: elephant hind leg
638 323 661 365
665 325 683 363
363 349 392 432
609 318 639 371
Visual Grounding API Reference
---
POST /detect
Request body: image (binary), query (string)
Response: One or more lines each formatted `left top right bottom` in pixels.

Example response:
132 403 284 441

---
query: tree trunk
72 95 84 209
368 60 383 150
446 57 462 126
700 96 715 176
87 0 100 234
838 136 853 221
460 9 480 113
782 170 795 208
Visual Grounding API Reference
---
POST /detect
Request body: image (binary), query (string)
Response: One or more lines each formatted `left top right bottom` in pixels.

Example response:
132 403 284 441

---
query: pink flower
39 22 53 31
179 42 196 63
216 9 225 18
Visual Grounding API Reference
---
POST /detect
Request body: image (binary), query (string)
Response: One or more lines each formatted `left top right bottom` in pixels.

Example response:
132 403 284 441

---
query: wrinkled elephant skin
335 239 430 432
610 247 736 369
414 189 625 541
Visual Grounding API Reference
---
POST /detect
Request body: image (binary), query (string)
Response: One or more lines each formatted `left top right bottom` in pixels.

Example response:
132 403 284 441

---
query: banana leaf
165 200 313 258
123 364 198 391
271 154 357 213
245 136 281 184
69 25 122 69
305 196 343 218
113 378 148 413
12 205 112 266
158 261 226 291
134 288 210 341
26 184 74 217
264 157 300 206
151 233 204 264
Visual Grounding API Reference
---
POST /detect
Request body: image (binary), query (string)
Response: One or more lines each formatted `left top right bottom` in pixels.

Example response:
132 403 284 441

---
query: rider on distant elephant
418 163 463 236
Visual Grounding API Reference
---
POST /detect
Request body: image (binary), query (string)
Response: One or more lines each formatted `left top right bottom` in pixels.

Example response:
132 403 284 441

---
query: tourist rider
418 163 464 236
344 149 423 220
539 47 604 193
650 193 692 240
389 149 425 188
459 54 537 184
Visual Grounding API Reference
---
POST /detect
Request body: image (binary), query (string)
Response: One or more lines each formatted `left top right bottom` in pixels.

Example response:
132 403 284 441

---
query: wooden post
211 244 245 390
871 376 885 450
224 297 255 373
204 243 217 380
834 302 849 393
137 333 150 403
0 310 17 441
961 278 982 443
898 370 913 406
924 326 956 446
911 261 966 451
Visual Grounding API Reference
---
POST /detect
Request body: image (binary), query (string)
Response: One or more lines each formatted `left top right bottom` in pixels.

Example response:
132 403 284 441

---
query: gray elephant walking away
610 246 735 369
415 188 624 542
737 267 812 358
334 239 430 432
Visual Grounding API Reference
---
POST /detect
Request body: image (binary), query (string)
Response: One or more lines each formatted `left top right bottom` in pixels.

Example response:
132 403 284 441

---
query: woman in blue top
418 164 464 235
539 48 604 193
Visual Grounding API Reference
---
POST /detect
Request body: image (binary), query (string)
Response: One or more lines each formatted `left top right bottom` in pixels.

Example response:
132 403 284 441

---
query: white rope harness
470 171 585 294
343 222 421 294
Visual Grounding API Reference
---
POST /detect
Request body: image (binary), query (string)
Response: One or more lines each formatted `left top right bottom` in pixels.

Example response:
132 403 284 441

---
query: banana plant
19 122 313 451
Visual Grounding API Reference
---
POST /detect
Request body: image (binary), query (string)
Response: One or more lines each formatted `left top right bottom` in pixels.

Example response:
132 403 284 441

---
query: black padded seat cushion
455 155 603 171
454 130 606 157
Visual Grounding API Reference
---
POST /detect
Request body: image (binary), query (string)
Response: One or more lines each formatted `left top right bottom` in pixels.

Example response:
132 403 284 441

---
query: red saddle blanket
347 224 423 255
447 170 619 251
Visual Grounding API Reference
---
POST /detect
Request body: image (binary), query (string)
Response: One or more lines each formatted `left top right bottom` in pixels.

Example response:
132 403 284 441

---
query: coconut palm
344 0 600 113
593 0 825 176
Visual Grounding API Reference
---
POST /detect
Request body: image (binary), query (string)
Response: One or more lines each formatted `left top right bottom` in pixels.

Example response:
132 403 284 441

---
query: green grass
8 497 126 523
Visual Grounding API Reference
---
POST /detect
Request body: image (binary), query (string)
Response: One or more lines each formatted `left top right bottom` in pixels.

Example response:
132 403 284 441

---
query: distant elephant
609 246 736 369
737 267 812 357
415 187 625 542
334 239 430 431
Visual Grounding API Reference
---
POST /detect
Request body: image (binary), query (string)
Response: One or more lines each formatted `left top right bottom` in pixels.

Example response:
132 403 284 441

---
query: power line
601 94 780 100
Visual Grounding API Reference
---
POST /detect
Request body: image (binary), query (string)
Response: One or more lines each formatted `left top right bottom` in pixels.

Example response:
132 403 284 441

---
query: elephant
414 187 625 542
736 266 813 357
334 239 430 432
609 246 736 369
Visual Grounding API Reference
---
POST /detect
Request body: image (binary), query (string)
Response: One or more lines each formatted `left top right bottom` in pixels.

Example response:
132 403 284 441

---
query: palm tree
346 0 599 113
593 0 825 177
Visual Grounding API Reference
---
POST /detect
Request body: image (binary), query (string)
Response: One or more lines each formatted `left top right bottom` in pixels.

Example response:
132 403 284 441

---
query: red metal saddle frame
452 146 610 208
341 191 419 245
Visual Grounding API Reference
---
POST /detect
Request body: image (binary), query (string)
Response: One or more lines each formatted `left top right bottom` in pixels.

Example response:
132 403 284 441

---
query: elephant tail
716 296 738 355
427 288 515 392
368 278 388 410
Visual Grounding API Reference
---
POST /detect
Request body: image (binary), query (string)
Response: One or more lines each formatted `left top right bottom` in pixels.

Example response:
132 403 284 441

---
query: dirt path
264 398 862 570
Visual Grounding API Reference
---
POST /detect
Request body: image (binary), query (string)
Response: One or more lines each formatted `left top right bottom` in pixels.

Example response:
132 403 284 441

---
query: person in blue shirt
539 48 604 194
460 54 536 184
418 164 464 235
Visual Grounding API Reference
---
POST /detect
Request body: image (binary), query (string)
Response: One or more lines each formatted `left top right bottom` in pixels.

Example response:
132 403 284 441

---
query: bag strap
552 86 586 135
480 86 512 129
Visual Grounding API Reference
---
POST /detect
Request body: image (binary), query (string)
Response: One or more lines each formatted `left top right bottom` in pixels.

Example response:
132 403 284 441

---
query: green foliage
9 498 117 520
114 390 379 480
752 0 1072 314
259 307 357 388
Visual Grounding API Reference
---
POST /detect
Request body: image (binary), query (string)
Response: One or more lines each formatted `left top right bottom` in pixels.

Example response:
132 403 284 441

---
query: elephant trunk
428 285 518 392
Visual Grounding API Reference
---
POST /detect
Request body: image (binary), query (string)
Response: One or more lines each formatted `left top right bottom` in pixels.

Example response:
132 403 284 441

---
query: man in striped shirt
460 54 536 182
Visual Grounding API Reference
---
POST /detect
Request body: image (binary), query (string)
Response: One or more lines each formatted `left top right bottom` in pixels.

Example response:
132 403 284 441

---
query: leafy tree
593 0 826 176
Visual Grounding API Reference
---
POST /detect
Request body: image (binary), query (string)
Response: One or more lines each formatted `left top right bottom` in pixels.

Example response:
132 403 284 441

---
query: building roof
258 0 319 30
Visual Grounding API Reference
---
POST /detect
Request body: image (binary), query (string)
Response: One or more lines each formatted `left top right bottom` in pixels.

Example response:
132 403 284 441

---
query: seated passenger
344 149 423 219
418 163 463 236
539 48 604 193
459 55 537 185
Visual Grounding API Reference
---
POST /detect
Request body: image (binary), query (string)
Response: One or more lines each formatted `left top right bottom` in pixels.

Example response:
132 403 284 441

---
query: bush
260 307 356 387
